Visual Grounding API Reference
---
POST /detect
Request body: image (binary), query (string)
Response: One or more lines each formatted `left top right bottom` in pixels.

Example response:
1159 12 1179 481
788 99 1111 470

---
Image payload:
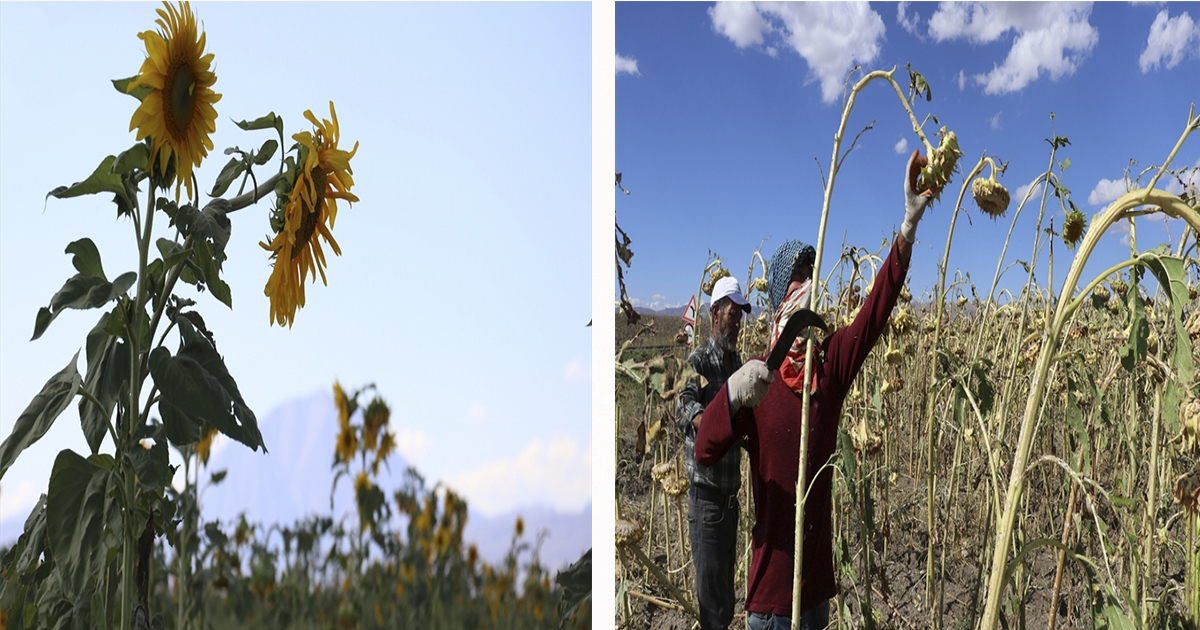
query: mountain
1 391 591 572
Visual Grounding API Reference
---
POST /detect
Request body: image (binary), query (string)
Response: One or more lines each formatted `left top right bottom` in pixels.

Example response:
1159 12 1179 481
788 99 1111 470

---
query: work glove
727 360 773 413
901 149 935 244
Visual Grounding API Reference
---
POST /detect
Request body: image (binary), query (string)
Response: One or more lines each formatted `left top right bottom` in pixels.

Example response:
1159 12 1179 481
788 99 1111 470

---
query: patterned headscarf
768 240 816 314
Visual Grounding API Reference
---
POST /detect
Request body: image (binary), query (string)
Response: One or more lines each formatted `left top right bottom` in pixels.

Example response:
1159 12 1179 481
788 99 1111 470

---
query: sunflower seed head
1063 209 1087 249
971 177 1010 219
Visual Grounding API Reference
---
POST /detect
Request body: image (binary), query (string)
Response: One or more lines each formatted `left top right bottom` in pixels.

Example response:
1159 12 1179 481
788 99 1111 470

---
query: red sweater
695 239 908 615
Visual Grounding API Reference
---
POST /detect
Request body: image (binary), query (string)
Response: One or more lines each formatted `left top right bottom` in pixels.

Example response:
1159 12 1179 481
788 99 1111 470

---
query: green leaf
112 142 149 175
47 155 127 204
209 157 247 198
836 428 857 502
969 357 995 418
0 353 82 479
111 76 150 102
1139 253 1195 436
79 314 129 455
233 112 283 135
32 271 136 341
46 450 112 598
191 240 232 308
155 238 193 270
555 549 591 624
254 138 279 165
149 319 264 452
159 397 202 448
64 239 106 281
129 439 170 491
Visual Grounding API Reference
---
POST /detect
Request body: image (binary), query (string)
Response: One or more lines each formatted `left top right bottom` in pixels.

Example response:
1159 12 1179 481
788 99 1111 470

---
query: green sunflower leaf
0 352 82 480
149 319 264 453
254 139 279 165
209 157 246 198
129 439 170 491
46 449 113 598
111 76 151 102
32 271 136 341
79 314 129 455
112 142 149 175
64 238 106 281
47 155 126 204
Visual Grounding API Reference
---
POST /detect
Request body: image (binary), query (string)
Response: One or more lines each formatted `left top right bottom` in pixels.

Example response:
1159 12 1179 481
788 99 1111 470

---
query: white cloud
709 2 886 104
709 1 771 48
616 53 641 77
928 2 1098 94
631 295 683 311
894 137 909 155
1139 9 1200 72
897 2 922 37
445 437 591 517
0 480 41 522
990 111 1003 130
1088 178 1127 206
562 358 590 382
956 69 966 91
1014 181 1045 205
396 428 432 467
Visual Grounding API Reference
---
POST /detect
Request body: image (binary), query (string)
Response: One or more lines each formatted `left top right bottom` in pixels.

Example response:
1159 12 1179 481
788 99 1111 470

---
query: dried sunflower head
1174 468 1200 516
702 267 731 296
919 127 962 199
1091 284 1111 308
1111 277 1129 299
1182 395 1200 455
615 518 643 547
971 176 1010 219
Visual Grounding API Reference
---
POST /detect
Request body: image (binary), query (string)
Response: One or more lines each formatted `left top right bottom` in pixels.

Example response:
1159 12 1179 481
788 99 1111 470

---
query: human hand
727 360 773 412
901 148 937 243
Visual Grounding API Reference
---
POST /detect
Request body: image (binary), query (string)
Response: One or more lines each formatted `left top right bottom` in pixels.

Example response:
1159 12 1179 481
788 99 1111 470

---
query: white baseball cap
711 276 751 313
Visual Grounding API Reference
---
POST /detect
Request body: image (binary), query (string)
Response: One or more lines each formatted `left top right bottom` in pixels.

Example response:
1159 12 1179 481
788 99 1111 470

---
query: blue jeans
747 600 830 630
688 485 739 630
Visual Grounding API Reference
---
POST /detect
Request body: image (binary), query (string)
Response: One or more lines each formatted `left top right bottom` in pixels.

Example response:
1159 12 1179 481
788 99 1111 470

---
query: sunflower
195 425 219 465
128 2 221 202
333 381 350 428
261 102 359 327
335 421 358 465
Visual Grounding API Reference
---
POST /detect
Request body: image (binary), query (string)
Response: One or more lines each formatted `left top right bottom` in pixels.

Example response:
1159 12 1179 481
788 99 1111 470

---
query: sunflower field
0 3 590 629
615 67 1200 630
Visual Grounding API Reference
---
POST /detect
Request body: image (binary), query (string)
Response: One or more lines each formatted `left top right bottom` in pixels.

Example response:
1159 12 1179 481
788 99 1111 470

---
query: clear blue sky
617 2 1200 313
1 3 591 529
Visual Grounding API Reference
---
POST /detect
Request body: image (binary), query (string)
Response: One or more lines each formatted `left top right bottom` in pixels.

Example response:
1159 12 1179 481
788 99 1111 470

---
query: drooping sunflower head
971 176 1010 219
333 381 351 428
128 1 221 202
261 101 359 327
1062 208 1087 250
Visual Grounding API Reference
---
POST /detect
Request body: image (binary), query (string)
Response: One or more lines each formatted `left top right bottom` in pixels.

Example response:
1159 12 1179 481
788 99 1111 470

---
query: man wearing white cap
675 275 753 630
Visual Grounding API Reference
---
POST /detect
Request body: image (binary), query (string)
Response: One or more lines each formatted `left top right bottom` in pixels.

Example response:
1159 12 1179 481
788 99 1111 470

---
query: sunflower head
195 425 219 465
971 176 1010 219
1062 208 1087 250
261 102 359 327
335 422 358 465
128 1 221 202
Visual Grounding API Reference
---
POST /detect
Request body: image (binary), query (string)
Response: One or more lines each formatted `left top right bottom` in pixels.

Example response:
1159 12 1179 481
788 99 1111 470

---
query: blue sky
617 2 1200 314
0 2 591 537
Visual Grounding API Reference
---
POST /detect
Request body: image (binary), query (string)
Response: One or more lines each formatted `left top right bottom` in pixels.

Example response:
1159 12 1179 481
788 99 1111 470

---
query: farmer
676 274 754 630
695 149 937 630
